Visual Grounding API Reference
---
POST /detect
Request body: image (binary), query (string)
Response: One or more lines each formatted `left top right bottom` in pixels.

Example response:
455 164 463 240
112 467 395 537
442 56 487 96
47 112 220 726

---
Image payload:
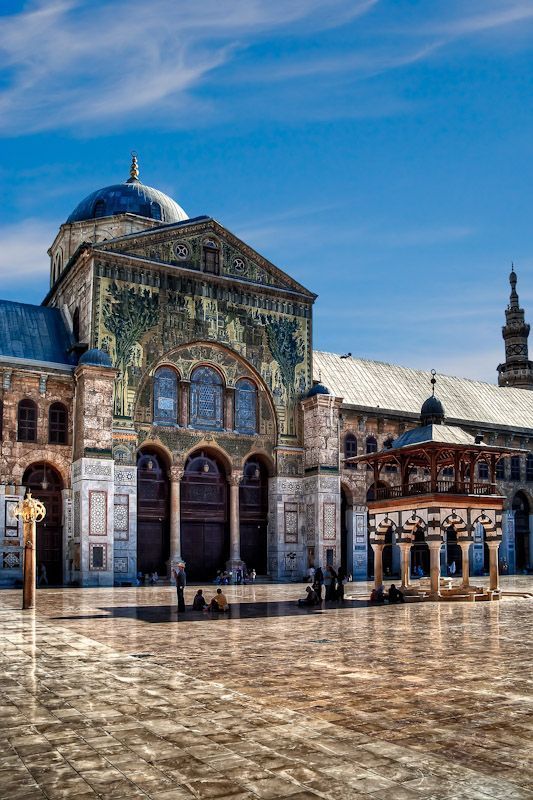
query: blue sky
1 0 533 383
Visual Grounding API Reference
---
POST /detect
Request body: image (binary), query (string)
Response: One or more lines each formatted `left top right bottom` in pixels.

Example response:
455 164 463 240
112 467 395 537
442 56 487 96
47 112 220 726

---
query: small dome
307 382 331 398
66 155 188 225
78 348 113 368
420 394 445 425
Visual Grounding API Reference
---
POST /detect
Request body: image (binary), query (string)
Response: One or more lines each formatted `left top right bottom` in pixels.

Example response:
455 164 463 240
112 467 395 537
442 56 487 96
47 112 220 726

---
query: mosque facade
1 156 533 586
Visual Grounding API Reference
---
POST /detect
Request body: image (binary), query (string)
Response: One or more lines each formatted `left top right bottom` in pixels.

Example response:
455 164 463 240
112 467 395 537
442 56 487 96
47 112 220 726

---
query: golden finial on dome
129 151 139 181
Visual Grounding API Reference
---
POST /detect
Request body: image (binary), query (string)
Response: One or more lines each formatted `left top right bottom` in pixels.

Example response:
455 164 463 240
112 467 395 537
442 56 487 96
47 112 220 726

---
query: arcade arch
22 462 63 584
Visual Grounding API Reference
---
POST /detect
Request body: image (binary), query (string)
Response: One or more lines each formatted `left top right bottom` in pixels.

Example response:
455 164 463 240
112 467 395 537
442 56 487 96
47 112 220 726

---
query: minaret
497 267 533 389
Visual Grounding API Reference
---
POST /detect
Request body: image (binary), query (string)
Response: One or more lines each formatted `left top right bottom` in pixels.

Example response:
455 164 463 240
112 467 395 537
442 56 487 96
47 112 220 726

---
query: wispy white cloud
0 0 375 134
0 219 54 282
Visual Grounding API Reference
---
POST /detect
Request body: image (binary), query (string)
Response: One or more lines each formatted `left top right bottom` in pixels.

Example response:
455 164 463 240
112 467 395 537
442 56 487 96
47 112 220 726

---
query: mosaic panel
284 502 298 544
355 513 366 544
323 502 337 540
3 551 20 569
5 500 18 530
89 543 106 571
114 556 128 574
114 494 129 539
84 461 112 478
89 491 107 536
73 491 80 538
115 467 136 485
306 503 315 544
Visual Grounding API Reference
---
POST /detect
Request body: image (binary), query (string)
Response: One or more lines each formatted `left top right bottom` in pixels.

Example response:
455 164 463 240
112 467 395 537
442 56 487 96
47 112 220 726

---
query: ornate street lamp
13 491 46 610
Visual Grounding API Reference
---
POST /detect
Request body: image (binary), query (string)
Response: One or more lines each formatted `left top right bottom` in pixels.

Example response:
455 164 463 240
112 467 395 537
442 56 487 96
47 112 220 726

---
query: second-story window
48 402 68 444
153 367 178 425
18 399 37 442
190 366 223 430
344 433 357 469
510 456 521 481
478 460 489 480
496 459 505 480
366 435 377 470
526 454 533 482
234 379 257 434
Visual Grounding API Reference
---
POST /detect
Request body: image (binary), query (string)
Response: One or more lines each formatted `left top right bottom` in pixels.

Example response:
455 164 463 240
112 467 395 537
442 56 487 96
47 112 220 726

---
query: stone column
228 473 243 570
169 468 183 572
487 541 500 591
179 381 190 427
459 540 471 588
428 541 442 598
399 543 411 589
371 543 384 588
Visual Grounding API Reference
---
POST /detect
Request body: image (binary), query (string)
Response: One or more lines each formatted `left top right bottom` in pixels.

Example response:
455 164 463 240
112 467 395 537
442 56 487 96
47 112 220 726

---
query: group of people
214 567 256 585
370 584 405 604
298 565 349 607
135 571 160 586
192 588 230 612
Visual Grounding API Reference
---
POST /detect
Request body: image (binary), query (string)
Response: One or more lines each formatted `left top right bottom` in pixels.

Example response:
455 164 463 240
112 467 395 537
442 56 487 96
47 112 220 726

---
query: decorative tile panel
3 551 20 569
114 494 129 539
323 502 336 540
306 503 315 543
84 460 113 479
284 502 298 543
89 544 106 570
89 491 107 536
115 467 136 486
73 491 80 538
114 556 128 573
5 500 18 530
355 513 366 544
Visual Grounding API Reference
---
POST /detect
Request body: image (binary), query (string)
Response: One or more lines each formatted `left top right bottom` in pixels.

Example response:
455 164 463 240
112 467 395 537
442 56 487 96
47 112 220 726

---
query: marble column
399 543 411 589
228 473 243 568
428 541 442 598
459 540 471 588
371 543 384 588
169 468 183 572
487 541 500 591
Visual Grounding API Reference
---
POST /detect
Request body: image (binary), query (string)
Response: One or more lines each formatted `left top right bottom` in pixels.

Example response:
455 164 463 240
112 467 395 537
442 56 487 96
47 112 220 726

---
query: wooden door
23 463 63 585
137 452 170 576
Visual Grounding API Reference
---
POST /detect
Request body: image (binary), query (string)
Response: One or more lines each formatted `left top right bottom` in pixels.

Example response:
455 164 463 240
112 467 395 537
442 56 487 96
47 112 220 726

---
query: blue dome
420 394 445 424
78 348 113 368
307 382 331 397
67 180 188 225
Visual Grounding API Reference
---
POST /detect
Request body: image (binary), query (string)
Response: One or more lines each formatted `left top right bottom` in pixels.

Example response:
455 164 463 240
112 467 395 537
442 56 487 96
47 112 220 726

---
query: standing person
336 567 346 602
250 568 256 583
38 563 48 587
307 565 315 584
172 561 186 612
449 561 456 577
313 566 324 601
324 565 337 601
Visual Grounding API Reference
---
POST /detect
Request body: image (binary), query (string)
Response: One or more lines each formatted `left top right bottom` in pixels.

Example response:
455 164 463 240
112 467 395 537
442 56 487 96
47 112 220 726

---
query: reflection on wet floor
0 577 532 800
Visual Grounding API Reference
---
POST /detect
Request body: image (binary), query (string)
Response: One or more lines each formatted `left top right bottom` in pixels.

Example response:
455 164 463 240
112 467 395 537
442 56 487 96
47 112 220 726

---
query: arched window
526 454 533 482
344 433 357 470
234 379 257 434
150 201 162 220
366 435 377 470
18 399 37 442
48 402 68 444
496 458 505 480
153 367 178 424
478 460 489 480
190 366 223 430
72 307 80 342
510 456 521 481
202 240 220 275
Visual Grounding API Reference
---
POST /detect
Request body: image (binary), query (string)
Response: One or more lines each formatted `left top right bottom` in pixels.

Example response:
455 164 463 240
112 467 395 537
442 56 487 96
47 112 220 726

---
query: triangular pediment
94 217 316 299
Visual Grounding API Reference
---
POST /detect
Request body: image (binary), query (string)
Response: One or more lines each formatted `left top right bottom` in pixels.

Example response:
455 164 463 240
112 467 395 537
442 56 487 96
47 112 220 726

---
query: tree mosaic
264 317 304 397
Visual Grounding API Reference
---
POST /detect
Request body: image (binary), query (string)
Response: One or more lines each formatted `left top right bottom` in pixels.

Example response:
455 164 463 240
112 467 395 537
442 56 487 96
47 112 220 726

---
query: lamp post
13 491 46 610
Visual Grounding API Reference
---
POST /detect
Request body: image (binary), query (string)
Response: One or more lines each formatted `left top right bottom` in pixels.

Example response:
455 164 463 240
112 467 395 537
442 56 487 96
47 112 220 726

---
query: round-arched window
344 433 357 470
190 366 224 430
153 367 178 424
235 378 257 434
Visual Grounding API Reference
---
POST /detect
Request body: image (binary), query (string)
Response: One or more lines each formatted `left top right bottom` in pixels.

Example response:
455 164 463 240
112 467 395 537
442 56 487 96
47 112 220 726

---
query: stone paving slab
0 579 532 799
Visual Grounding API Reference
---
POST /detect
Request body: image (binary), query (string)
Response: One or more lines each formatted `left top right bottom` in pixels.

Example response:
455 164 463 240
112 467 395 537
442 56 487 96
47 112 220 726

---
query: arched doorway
383 527 394 577
137 451 170 576
446 526 462 575
240 458 268 574
411 526 429 576
513 492 530 571
181 452 229 580
22 462 63 585
340 488 348 571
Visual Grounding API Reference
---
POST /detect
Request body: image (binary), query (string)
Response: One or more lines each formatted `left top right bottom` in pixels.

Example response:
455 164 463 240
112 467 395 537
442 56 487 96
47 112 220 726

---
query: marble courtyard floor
0 579 532 800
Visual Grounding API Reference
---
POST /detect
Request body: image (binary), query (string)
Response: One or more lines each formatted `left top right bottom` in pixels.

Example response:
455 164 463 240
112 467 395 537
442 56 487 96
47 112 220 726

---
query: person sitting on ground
297 585 320 607
192 589 207 610
370 585 385 603
388 584 405 604
209 588 230 612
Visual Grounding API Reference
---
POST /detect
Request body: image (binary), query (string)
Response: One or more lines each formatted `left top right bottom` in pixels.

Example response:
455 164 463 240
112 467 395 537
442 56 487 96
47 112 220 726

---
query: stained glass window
190 366 223 430
235 379 257 434
153 367 178 424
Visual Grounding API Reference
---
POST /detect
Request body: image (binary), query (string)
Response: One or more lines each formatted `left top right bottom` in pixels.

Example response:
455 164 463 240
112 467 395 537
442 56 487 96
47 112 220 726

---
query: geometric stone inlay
323 502 336 540
284 503 298 543
114 556 128 573
3 551 20 568
89 491 107 536
114 494 129 539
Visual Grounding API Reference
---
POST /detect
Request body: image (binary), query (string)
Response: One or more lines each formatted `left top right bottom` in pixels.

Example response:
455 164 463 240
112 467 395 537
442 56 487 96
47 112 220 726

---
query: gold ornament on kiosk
13 491 46 610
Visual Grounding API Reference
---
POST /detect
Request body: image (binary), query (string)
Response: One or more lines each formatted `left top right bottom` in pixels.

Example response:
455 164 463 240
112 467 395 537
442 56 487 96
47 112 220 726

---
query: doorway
137 451 170 576
513 492 530 571
23 462 63 585
239 458 268 574
181 452 229 580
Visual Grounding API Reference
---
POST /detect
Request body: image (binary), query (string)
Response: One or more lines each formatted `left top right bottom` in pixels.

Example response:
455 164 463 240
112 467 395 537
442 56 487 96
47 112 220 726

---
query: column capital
169 467 184 482
229 472 243 487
